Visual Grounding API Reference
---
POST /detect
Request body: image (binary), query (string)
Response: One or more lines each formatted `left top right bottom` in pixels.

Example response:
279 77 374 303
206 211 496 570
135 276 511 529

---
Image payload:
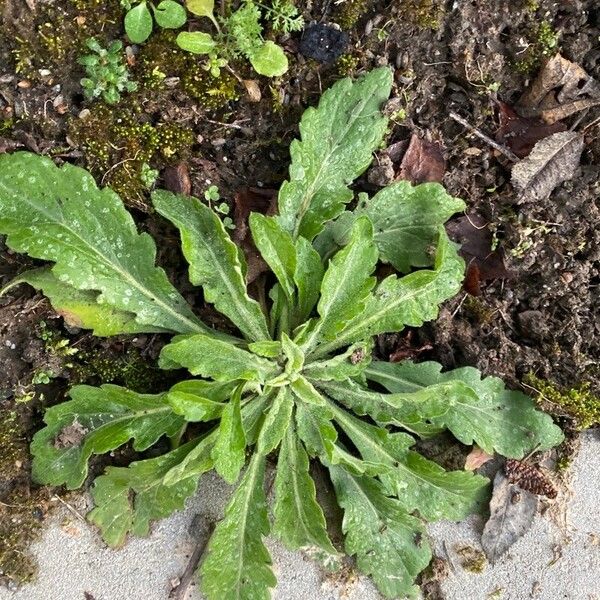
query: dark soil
0 0 599 588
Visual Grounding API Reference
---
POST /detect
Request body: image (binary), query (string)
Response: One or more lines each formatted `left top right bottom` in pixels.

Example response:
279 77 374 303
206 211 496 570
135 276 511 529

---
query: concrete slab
1 432 598 600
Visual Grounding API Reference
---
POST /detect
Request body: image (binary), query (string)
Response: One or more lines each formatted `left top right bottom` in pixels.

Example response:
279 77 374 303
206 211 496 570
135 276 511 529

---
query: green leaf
303 217 377 349
318 182 466 273
366 360 565 457
295 402 336 458
303 341 372 381
277 68 393 240
153 0 187 28
249 41 288 77
2 268 167 336
293 236 324 325
159 333 276 382
31 384 184 489
290 375 326 406
249 213 296 298
211 385 246 483
0 153 205 334
256 387 294 455
88 440 206 547
248 340 282 358
124 2 154 43
201 453 276 600
152 190 270 342
281 332 304 373
329 405 489 521
186 0 214 17
329 466 431 600
166 380 237 422
273 422 340 566
311 229 464 358
176 31 216 54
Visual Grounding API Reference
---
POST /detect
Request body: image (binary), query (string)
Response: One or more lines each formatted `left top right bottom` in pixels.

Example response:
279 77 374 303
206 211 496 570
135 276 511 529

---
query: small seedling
0 69 562 599
79 38 138 104
123 0 187 44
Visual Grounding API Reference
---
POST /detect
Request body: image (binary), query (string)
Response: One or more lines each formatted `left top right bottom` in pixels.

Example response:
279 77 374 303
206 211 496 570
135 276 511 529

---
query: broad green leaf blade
290 375 327 406
316 378 451 432
293 236 324 325
166 379 237 422
295 401 337 458
201 453 276 600
186 0 214 17
159 333 276 382
249 41 289 77
303 217 377 349
152 190 270 342
303 341 372 382
176 31 216 54
312 229 464 358
248 340 282 358
329 466 431 599
124 2 153 43
88 440 206 547
249 213 296 298
211 385 246 483
2 268 167 336
153 0 187 28
256 387 294 455
329 404 489 521
273 422 340 566
317 183 466 273
366 360 564 457
277 68 393 240
31 385 184 489
0 153 206 334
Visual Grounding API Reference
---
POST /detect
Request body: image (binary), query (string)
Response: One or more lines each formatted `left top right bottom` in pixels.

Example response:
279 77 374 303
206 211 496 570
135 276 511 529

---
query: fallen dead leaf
163 163 191 196
481 471 538 563
0 138 24 154
511 130 584 203
242 79 261 103
397 134 445 184
495 101 565 159
465 446 494 471
541 97 600 124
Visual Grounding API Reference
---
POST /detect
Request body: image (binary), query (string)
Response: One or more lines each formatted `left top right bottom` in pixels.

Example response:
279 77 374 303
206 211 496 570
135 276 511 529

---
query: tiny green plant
176 0 292 77
78 38 138 105
0 69 563 599
122 0 188 43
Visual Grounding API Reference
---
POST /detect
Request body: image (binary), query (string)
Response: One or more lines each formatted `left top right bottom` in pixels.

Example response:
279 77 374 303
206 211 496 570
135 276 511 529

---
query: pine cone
504 459 558 499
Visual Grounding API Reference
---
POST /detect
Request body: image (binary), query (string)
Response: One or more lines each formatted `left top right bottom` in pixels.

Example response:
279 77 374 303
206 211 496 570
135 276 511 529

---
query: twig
51 494 86 522
449 111 519 163
169 521 214 600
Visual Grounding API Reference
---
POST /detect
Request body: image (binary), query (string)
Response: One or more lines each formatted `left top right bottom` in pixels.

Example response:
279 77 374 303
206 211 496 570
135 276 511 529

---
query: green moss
334 0 370 30
336 54 360 77
181 66 240 110
72 347 163 392
463 296 496 324
68 103 194 208
399 0 444 30
0 412 23 482
514 19 559 74
456 545 487 574
524 373 600 431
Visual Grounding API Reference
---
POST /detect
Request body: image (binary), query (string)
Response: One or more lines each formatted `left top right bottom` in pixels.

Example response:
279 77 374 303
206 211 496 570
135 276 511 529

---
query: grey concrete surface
1 432 598 600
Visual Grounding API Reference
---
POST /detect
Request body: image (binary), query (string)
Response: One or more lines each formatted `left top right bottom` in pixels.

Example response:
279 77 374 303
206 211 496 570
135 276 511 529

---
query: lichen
524 373 600 431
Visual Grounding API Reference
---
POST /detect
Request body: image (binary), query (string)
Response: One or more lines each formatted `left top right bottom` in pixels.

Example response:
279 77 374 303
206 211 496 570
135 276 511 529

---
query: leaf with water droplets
0 152 206 334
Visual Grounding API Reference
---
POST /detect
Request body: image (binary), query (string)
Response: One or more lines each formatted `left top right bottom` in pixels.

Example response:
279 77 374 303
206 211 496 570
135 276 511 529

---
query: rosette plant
0 68 562 599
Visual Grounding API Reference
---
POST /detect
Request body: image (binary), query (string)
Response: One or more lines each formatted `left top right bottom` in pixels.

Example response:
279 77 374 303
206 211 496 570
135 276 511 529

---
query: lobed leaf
159 333 277 382
329 466 432 599
88 440 207 547
366 360 564 457
31 384 184 489
273 422 341 567
303 341 372 382
166 380 238 422
0 153 206 334
2 268 166 336
311 229 464 358
153 190 270 342
277 68 393 240
201 453 276 600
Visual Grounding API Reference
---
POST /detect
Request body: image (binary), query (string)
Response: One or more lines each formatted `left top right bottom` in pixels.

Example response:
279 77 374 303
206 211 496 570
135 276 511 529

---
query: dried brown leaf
162 163 191 196
465 446 494 471
541 98 600 124
397 134 445 184
495 101 565 158
511 130 584 203
481 472 538 564
242 79 262 103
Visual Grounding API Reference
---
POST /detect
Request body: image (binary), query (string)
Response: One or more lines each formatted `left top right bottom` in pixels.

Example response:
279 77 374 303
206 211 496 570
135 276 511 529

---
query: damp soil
0 0 599 589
